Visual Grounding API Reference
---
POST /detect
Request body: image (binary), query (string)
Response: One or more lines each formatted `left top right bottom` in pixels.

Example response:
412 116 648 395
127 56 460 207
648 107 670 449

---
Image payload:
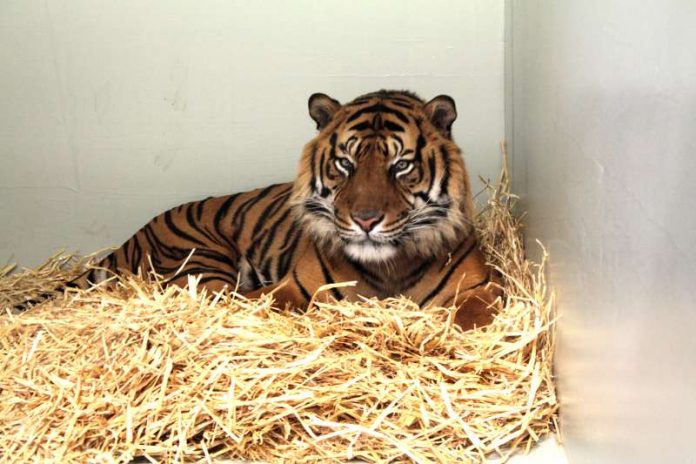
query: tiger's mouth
333 209 438 263
342 238 398 263
299 197 457 263
333 207 460 263
336 220 407 262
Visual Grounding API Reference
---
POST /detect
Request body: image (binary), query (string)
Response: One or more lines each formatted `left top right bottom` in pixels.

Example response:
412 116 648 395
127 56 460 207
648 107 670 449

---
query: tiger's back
82 182 300 293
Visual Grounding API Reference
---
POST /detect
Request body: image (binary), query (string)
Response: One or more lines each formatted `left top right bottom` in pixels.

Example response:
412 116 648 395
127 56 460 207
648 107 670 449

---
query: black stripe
251 187 292 239
426 150 437 196
260 258 274 283
419 238 478 306
125 238 134 269
347 97 373 106
383 120 404 132
186 202 223 247
178 257 236 277
279 220 301 250
231 184 280 243
303 199 333 220
292 269 312 303
414 134 426 163
196 197 210 221
346 103 409 124
246 261 262 289
316 148 327 193
415 192 430 203
309 144 318 191
389 100 414 109
194 248 239 271
142 224 189 261
346 258 384 291
439 145 451 196
313 243 344 300
213 194 242 247
386 94 418 105
323 134 338 183
402 259 435 290
164 210 207 247
277 229 303 278
130 238 142 274
327 133 337 164
144 228 189 261
391 134 404 151
380 216 408 233
255 208 293 262
349 121 372 132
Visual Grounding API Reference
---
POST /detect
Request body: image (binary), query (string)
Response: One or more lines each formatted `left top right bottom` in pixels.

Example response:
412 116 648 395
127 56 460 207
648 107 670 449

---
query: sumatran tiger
61 90 502 330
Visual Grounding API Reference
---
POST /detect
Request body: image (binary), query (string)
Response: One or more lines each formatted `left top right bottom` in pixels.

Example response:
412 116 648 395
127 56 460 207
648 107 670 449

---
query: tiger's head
292 90 475 264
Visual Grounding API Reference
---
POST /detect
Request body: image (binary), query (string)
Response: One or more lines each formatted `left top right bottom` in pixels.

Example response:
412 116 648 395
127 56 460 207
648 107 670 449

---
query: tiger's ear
308 93 341 130
424 95 457 137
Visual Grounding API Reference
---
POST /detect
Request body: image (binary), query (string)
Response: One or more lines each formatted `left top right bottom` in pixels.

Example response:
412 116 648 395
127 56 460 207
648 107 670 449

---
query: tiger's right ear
308 93 341 130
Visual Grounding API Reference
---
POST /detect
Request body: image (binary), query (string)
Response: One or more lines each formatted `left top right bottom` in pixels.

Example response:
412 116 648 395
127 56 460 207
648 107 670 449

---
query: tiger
60 90 501 330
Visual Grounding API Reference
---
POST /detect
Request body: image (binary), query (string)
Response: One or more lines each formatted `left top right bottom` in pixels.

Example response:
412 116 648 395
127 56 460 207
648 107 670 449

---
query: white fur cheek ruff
344 242 398 263
307 217 337 238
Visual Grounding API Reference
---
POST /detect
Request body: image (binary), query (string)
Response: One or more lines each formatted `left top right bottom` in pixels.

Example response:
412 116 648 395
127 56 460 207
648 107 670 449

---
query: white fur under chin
344 242 398 263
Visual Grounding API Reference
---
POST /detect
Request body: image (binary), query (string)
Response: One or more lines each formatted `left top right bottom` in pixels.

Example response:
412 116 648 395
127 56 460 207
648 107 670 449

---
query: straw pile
0 162 558 463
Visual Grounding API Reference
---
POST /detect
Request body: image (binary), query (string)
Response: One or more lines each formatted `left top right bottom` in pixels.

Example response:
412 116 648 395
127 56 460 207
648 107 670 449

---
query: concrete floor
504 437 567 464
218 436 568 463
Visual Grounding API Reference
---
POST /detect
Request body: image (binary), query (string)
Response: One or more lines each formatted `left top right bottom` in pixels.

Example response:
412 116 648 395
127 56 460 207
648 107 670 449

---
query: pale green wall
0 0 505 267
508 1 696 462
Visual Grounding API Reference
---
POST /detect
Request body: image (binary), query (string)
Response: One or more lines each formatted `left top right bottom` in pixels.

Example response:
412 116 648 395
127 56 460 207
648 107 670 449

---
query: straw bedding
0 164 558 463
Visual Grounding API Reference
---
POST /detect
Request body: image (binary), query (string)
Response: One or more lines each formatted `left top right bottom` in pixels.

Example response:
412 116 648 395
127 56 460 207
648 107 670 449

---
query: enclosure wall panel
508 1 696 462
0 0 505 267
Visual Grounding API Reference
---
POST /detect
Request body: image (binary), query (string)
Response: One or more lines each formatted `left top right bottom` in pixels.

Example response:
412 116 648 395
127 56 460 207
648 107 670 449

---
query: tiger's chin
343 241 398 263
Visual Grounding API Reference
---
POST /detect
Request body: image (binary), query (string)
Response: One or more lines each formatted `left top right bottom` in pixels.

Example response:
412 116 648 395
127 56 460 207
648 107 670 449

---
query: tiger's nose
351 210 383 232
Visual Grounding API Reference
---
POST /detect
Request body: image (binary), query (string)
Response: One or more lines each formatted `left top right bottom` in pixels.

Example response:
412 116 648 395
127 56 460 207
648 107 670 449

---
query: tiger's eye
336 158 353 171
395 160 412 171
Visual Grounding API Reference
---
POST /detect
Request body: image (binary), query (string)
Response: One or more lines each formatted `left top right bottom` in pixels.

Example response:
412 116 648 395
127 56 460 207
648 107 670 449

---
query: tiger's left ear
424 95 457 137
308 93 341 130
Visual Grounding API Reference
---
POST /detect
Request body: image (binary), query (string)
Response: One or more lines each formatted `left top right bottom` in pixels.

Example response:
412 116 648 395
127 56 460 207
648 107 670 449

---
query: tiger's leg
411 237 503 331
422 271 502 331
242 243 365 311
434 267 503 330
242 276 309 310
441 281 502 331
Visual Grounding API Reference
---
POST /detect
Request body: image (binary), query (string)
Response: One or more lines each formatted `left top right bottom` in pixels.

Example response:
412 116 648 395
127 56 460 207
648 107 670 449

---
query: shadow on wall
518 85 696 462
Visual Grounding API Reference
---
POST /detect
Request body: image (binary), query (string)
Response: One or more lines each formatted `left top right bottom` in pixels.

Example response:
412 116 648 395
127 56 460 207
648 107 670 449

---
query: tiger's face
292 90 474 263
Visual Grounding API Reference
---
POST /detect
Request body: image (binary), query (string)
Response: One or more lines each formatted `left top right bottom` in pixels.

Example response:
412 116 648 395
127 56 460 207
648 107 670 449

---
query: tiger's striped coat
75 90 501 330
